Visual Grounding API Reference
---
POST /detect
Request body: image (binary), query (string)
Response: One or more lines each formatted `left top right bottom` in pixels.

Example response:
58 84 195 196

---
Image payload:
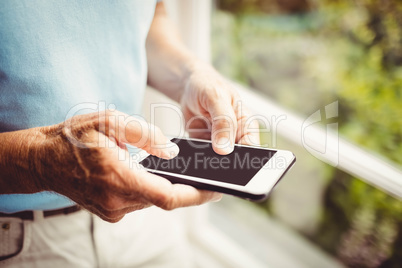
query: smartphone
136 138 296 201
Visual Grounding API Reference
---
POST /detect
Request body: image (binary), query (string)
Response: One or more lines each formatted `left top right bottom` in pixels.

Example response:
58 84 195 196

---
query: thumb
112 114 179 159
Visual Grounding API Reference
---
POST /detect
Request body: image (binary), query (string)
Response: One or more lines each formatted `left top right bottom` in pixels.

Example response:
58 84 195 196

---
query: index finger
209 102 238 155
234 103 261 146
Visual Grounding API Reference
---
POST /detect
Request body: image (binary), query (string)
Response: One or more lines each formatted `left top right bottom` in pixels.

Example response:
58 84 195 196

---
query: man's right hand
0 110 221 222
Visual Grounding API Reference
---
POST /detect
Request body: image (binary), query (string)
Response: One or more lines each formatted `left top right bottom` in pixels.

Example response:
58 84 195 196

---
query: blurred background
210 0 402 267
148 1 402 267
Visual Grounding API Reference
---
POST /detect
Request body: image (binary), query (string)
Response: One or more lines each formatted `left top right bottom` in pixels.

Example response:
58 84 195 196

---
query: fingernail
211 193 223 202
161 142 180 159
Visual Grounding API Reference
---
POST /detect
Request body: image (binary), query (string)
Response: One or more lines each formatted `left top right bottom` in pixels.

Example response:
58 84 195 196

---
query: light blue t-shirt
0 0 157 213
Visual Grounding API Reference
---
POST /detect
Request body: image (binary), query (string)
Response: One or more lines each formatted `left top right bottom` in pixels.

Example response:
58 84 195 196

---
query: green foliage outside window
212 0 402 267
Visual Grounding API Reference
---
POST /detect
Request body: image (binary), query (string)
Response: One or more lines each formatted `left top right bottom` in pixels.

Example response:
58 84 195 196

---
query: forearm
146 2 209 102
0 128 46 194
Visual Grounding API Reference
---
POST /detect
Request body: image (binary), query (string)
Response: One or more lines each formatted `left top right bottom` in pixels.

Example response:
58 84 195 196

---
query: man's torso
0 0 157 212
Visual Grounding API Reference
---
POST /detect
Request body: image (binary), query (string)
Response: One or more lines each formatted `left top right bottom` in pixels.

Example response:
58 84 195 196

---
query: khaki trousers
0 207 194 267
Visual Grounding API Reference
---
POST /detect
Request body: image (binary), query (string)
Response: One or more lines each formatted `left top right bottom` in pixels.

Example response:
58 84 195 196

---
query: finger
126 122 179 160
86 204 128 223
92 202 152 223
234 104 261 146
208 103 237 155
77 147 153 222
137 169 222 210
93 190 151 215
94 139 220 214
76 201 125 223
85 204 127 223
100 110 179 160
183 107 212 140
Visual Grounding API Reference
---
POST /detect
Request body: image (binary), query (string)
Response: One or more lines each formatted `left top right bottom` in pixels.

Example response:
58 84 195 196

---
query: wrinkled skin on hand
31 110 221 222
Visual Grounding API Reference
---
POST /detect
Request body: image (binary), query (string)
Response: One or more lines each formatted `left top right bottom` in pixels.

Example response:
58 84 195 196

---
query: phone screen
140 138 276 186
